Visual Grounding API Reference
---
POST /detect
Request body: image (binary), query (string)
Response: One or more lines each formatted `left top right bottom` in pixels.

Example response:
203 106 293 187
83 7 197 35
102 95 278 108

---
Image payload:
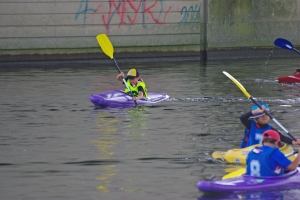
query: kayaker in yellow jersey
240 102 300 148
246 130 300 176
116 68 148 101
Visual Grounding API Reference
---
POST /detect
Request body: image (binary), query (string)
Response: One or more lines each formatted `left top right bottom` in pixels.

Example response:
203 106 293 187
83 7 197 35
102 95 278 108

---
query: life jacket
246 146 282 176
124 79 148 98
292 69 300 78
240 120 272 148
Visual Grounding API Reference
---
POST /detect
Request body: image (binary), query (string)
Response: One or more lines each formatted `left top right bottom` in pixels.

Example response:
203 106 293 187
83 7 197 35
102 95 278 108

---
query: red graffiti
92 0 172 32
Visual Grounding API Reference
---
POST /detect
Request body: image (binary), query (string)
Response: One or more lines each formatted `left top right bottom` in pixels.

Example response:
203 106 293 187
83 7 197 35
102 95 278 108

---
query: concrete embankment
1 0 300 64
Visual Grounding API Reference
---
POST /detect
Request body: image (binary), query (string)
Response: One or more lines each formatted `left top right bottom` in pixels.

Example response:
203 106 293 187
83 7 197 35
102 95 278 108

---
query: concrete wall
0 0 201 63
0 0 299 63
204 0 300 59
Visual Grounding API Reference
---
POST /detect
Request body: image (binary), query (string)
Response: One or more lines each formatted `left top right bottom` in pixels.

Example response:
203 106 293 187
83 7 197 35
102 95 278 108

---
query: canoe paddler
116 68 148 101
246 130 300 176
292 69 300 78
240 102 300 148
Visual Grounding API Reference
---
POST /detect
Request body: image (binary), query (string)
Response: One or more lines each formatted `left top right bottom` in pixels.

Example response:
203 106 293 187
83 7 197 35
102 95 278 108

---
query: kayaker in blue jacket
240 102 300 148
246 130 300 176
116 68 148 101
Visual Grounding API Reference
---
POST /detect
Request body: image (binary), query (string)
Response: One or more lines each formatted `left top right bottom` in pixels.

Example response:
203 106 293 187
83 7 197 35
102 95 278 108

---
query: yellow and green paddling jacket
124 79 148 98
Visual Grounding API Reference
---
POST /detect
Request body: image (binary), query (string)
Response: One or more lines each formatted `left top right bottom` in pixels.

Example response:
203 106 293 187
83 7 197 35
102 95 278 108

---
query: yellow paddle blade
223 71 251 99
222 168 246 180
96 34 114 59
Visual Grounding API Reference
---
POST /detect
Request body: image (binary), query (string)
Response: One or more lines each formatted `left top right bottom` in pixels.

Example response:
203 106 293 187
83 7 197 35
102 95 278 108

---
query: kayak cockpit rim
242 168 299 179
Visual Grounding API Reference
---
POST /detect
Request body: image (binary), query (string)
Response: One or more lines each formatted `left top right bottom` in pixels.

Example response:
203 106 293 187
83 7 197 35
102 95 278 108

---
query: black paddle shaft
293 48 300 55
112 58 137 105
113 58 122 74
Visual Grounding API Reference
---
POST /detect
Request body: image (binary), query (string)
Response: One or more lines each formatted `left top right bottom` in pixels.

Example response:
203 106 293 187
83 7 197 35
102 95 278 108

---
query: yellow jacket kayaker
116 68 148 101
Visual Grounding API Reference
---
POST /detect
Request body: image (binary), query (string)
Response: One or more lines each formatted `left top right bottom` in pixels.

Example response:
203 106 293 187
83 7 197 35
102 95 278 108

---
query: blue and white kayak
90 90 169 107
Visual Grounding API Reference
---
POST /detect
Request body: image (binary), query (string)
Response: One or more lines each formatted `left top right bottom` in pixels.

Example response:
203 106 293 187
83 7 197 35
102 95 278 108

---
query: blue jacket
246 146 291 176
240 120 272 148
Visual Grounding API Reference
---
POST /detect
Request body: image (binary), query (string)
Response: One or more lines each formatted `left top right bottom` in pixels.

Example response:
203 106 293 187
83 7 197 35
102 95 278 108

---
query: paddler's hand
292 139 300 145
116 72 125 81
252 105 267 115
132 96 139 101
132 92 144 101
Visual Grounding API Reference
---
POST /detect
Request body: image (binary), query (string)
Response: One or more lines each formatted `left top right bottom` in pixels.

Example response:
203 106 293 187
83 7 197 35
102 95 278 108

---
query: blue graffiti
179 3 201 24
74 0 95 25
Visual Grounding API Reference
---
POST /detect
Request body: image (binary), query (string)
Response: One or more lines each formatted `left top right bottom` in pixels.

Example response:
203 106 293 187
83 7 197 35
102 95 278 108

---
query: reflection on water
92 106 149 195
199 188 300 200
1 58 300 199
123 106 149 137
278 83 300 99
93 110 119 193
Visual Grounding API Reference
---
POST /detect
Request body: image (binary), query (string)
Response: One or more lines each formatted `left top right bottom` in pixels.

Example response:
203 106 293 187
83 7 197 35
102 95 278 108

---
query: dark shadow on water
64 160 121 166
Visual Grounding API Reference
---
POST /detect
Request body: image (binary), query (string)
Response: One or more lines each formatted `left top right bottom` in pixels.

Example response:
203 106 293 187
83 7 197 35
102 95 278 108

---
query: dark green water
1 58 300 200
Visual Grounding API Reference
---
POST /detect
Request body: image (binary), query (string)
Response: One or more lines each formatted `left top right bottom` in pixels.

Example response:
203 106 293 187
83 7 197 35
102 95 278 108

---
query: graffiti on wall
178 3 201 24
74 0 95 25
75 0 172 32
75 0 201 32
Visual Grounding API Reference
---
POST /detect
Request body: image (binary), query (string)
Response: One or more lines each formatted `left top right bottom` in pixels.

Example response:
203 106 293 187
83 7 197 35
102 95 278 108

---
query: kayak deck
278 69 300 83
278 76 300 83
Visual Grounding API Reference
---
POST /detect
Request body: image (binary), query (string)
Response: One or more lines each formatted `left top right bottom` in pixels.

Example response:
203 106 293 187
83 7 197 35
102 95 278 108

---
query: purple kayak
197 167 300 193
90 90 169 107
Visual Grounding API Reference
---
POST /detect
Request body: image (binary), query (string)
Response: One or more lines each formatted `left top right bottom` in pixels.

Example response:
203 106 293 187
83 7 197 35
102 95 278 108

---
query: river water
1 57 300 200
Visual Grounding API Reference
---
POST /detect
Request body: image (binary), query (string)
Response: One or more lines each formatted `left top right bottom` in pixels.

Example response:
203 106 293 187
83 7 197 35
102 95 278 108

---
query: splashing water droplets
255 78 262 84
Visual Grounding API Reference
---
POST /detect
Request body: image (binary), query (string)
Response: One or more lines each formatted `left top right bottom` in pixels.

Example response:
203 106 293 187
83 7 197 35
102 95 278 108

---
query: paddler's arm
275 129 300 145
132 91 144 101
276 129 293 145
240 111 253 129
132 86 145 101
117 72 125 82
292 139 300 145
286 147 300 171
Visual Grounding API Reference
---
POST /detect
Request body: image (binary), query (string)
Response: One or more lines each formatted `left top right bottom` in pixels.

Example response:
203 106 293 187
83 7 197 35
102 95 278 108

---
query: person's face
129 77 139 85
256 114 270 124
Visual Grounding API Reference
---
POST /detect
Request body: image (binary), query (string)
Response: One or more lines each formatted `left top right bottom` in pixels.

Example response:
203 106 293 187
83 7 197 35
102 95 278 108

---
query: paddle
96 34 137 106
223 71 297 142
274 38 300 55
222 168 246 180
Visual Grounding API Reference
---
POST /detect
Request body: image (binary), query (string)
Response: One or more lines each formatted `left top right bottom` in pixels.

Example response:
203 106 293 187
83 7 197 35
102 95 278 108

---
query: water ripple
64 160 121 165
